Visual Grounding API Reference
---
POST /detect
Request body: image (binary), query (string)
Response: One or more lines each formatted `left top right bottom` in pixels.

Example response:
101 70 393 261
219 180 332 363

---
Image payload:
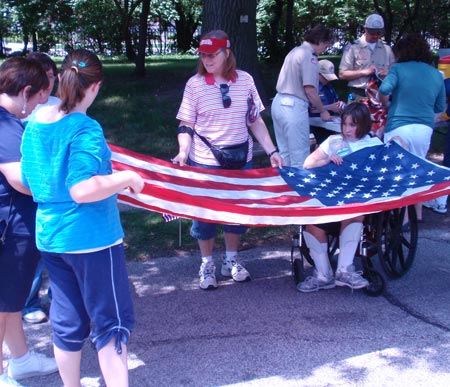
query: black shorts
0 235 40 312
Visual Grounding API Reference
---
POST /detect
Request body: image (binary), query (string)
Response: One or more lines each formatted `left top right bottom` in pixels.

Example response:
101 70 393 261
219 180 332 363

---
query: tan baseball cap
318 59 338 81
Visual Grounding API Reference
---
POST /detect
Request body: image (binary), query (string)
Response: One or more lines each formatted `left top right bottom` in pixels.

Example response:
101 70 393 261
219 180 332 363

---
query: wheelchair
291 205 419 296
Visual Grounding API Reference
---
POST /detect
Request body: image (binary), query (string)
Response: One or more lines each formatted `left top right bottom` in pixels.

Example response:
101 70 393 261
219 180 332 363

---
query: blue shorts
0 236 40 312
42 243 135 353
187 159 251 240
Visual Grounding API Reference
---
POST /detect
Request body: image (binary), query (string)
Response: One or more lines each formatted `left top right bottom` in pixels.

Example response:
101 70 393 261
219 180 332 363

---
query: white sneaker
221 256 251 282
23 310 47 324
335 265 369 290
199 262 218 290
0 373 25 387
423 198 447 214
7 352 58 381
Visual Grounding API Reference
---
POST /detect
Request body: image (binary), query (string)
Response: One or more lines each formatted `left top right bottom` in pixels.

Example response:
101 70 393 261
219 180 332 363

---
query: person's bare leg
98 339 128 387
197 238 215 257
223 232 240 252
0 312 7 374
53 345 82 387
4 312 28 359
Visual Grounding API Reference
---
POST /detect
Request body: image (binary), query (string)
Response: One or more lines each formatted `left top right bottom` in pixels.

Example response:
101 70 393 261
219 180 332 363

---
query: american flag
110 142 450 226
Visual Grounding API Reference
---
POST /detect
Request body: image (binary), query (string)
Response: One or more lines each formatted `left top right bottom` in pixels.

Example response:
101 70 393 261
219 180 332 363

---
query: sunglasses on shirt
219 83 231 108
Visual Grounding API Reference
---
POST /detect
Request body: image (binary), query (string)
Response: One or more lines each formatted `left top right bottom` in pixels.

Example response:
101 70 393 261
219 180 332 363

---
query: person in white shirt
298 102 382 293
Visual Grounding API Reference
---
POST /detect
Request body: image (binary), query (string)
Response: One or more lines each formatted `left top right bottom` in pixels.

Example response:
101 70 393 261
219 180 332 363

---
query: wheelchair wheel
363 268 385 297
376 206 418 278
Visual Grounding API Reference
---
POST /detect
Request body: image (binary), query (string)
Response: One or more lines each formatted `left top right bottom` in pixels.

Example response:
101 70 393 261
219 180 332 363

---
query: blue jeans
187 158 251 240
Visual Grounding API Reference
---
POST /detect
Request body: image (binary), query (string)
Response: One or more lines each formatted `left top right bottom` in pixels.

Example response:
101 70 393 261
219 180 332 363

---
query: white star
383 155 390 161
296 183 305 188
327 193 335 198
363 193 372 198
394 176 402 181
427 170 436 176
395 165 402 171
411 163 419 169
330 171 337 176
345 174 352 180
350 163 358 170
361 177 368 182
288 172 295 177
410 174 418 179
396 153 405 159
380 167 388 173
369 154 376 160
303 178 311 183
309 173 316 179
365 166 372 172
377 176 385 181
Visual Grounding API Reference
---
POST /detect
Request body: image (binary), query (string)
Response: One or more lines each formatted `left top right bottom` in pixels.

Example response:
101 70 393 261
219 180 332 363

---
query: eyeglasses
199 50 223 59
219 83 231 108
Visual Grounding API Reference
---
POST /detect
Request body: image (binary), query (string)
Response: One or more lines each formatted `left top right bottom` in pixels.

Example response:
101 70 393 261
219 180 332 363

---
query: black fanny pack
195 132 249 169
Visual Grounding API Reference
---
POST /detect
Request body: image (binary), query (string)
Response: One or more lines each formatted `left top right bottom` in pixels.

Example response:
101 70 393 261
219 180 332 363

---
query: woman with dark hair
379 33 446 220
172 30 283 290
0 57 58 386
379 33 445 156
21 49 144 387
298 103 383 293
272 24 335 168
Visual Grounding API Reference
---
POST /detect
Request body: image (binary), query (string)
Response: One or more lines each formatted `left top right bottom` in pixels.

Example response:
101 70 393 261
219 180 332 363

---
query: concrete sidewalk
6 211 450 387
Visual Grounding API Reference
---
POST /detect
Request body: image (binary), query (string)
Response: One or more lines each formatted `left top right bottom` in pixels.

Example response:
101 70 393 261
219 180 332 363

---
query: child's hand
329 154 343 165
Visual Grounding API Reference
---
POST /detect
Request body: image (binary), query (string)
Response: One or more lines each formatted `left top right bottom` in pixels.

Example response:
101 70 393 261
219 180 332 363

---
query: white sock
225 251 237 261
338 222 363 272
201 256 213 264
303 231 332 279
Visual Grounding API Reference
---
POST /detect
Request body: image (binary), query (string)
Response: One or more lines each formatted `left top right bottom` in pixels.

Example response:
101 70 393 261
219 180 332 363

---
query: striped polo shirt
176 70 264 166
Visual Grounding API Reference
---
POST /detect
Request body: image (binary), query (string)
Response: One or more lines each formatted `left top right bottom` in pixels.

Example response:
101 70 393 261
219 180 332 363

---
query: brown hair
197 30 237 81
304 25 335 45
393 33 433 64
0 56 49 98
58 49 103 114
27 52 58 76
341 102 372 139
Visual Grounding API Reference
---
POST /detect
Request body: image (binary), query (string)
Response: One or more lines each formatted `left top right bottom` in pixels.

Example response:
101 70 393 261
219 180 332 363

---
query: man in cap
339 13 395 101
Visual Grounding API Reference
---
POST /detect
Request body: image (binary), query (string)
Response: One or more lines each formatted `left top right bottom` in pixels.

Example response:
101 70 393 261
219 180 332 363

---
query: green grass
88 55 447 261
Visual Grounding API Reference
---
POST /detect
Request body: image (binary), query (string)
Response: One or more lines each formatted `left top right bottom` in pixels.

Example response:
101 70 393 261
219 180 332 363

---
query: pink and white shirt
176 70 264 166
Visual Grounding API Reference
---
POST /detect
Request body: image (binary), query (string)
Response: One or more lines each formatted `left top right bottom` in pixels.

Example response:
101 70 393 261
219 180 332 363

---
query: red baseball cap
198 38 231 54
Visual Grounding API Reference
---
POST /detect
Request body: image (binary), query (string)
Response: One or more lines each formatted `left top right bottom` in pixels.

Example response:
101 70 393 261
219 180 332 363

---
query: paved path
5 210 450 387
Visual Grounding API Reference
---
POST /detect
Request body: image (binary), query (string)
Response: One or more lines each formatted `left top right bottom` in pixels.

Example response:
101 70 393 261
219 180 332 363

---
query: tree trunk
285 0 294 51
202 0 266 102
174 2 199 53
134 0 150 76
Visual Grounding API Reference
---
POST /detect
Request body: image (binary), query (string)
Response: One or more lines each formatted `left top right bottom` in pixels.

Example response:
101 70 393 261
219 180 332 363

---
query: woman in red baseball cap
172 30 283 290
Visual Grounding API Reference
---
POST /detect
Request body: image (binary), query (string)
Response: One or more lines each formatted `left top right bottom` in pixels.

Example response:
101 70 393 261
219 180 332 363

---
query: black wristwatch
177 125 194 137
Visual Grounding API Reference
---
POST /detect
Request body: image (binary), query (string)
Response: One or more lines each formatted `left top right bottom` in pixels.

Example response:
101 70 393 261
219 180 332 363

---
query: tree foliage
1 0 448 61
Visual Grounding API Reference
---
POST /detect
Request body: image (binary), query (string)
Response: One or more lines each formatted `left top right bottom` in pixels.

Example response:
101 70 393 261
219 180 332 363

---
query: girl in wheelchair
298 102 383 292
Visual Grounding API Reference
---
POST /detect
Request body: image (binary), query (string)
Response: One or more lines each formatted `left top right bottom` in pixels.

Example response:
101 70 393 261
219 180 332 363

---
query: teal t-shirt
379 61 446 132
21 112 123 253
